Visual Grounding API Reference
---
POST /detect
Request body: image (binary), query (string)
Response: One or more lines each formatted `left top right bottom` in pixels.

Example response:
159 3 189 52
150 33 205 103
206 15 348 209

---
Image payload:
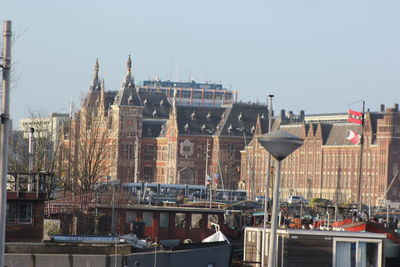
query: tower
111 55 144 182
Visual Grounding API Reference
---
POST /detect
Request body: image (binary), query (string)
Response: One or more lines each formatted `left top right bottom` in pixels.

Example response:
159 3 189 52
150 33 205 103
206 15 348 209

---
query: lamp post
261 94 274 267
258 130 303 267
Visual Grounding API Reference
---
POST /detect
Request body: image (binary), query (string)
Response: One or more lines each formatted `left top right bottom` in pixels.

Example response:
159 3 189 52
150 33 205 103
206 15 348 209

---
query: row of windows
125 211 218 229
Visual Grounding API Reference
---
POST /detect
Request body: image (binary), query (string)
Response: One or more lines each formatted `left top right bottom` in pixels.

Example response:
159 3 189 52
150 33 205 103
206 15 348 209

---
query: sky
2 0 400 129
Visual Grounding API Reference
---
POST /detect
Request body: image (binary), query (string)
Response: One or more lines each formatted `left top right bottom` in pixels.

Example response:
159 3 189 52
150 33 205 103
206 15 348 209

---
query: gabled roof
139 91 171 119
218 103 269 137
324 123 362 146
177 106 225 135
113 84 142 107
279 124 303 138
281 122 364 146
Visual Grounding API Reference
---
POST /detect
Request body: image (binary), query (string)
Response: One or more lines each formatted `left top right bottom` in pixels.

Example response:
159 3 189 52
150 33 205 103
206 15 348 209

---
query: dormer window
206 112 211 120
238 112 242 121
160 99 164 106
152 109 157 117
251 125 255 133
184 123 189 132
261 113 265 119
143 99 147 105
191 111 196 120
201 124 206 132
128 95 133 105
227 124 232 133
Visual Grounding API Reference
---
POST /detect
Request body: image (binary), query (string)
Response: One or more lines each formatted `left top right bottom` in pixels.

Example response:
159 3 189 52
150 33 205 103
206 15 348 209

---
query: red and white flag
348 109 363 124
346 130 361 145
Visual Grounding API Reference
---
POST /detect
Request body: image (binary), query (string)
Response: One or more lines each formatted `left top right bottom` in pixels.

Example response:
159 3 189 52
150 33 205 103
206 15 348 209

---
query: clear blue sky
2 0 400 128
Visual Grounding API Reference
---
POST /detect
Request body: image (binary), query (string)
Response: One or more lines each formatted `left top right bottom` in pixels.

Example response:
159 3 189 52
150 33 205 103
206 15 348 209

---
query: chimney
288 111 293 123
380 104 385 112
280 109 286 120
299 110 305 121
395 103 399 112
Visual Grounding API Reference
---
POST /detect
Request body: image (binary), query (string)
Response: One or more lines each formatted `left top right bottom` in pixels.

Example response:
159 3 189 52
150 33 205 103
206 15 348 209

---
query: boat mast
357 101 365 212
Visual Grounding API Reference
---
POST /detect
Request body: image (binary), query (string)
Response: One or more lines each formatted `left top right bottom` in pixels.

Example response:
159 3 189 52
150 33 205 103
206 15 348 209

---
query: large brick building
240 105 400 205
61 57 270 190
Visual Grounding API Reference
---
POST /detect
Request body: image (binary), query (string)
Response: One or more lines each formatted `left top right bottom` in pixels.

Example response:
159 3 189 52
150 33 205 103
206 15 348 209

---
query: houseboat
243 226 400 267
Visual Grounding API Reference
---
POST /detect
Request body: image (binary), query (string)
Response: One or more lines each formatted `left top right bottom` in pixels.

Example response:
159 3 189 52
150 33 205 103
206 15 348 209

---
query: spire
127 54 132 72
91 59 100 90
124 54 134 86
254 114 262 136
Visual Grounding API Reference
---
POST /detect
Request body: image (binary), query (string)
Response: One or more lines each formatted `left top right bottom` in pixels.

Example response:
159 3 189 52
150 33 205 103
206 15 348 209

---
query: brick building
240 105 400 205
62 56 270 190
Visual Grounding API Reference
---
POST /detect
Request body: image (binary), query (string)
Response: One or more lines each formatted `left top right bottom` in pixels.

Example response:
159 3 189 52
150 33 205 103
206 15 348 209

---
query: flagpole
357 101 365 212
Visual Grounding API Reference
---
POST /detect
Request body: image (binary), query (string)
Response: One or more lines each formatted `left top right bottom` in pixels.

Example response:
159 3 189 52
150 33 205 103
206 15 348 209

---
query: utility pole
205 140 211 208
0 20 12 267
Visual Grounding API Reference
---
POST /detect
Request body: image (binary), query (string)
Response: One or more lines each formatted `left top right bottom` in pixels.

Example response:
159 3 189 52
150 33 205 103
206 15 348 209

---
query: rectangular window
18 202 33 224
143 212 153 227
208 214 218 229
175 213 186 228
333 239 381 267
125 211 137 224
6 203 17 223
144 145 155 160
191 214 202 229
160 212 169 228
143 167 154 182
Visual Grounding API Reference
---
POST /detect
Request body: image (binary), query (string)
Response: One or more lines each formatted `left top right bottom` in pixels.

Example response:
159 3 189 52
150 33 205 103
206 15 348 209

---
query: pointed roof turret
113 55 142 106
124 54 134 87
90 59 101 90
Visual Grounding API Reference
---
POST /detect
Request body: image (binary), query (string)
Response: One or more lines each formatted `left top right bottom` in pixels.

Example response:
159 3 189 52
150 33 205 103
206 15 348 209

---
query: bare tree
8 131 28 172
61 109 117 194
9 109 64 198
219 149 241 190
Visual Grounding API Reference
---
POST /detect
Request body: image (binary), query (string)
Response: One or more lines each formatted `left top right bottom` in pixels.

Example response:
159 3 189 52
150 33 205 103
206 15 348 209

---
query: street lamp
258 130 303 267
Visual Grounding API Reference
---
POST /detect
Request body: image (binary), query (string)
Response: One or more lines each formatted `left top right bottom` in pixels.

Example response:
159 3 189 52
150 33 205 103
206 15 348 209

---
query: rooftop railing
7 171 52 197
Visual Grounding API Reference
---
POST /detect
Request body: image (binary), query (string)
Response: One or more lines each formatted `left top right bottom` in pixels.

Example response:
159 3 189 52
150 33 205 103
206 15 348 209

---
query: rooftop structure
137 79 237 107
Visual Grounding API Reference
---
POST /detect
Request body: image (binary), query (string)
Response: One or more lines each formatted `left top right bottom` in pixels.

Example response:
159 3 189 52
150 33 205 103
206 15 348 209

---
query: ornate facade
62 56 270 190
